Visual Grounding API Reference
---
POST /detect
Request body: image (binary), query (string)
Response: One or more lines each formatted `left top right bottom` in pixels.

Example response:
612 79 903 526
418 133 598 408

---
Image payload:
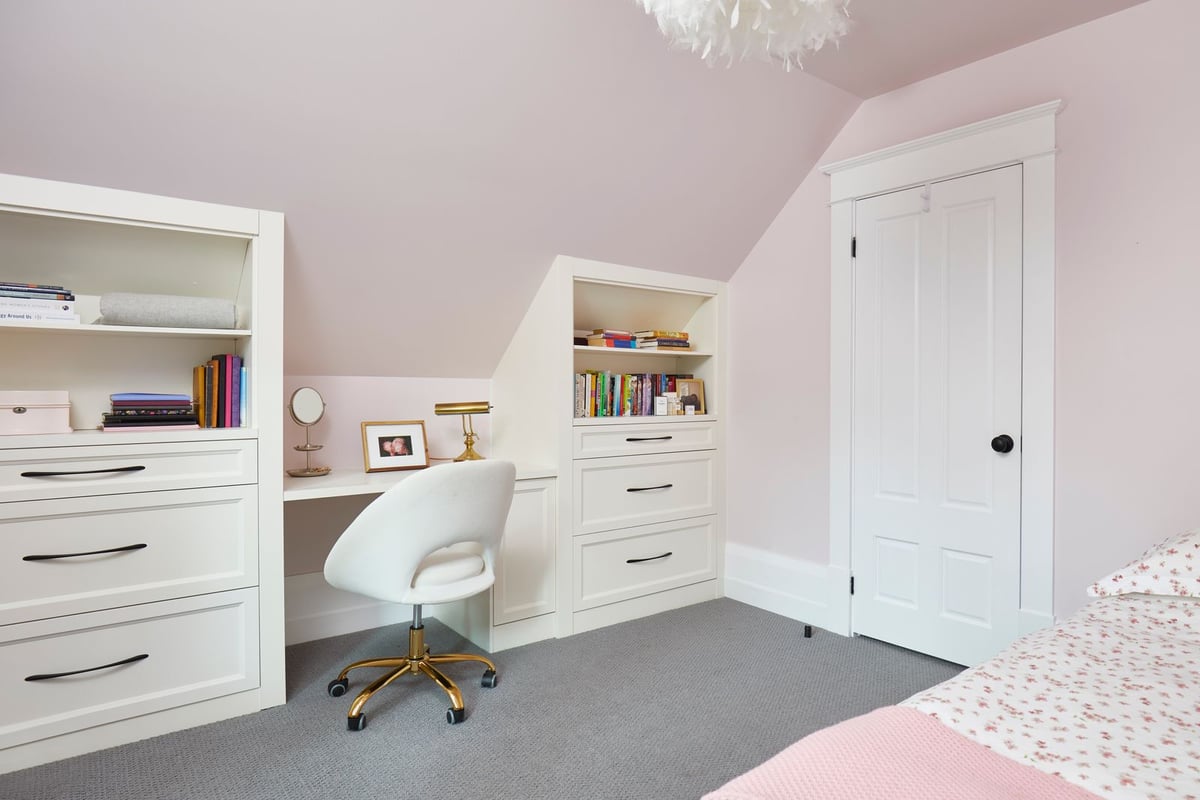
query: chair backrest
323 460 517 604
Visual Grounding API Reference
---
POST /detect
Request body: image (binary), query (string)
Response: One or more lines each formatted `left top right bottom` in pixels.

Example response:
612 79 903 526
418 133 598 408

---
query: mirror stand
288 424 331 478
287 386 332 478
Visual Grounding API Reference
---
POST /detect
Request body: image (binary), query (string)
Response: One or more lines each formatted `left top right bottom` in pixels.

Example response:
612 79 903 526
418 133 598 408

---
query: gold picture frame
361 420 430 472
675 378 705 415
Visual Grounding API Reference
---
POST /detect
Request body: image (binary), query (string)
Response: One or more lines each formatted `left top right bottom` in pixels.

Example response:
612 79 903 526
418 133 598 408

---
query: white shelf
572 414 717 426
572 345 712 357
0 321 251 338
0 428 256 449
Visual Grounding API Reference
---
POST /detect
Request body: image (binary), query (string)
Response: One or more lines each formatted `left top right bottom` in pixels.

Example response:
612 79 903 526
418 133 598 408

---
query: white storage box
0 391 72 435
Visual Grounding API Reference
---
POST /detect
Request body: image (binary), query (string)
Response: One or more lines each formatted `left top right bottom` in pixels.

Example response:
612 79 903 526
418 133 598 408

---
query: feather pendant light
638 0 852 71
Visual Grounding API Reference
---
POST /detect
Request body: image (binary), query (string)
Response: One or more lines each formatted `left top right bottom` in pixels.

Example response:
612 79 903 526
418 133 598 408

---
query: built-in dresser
0 173 284 772
491 256 726 637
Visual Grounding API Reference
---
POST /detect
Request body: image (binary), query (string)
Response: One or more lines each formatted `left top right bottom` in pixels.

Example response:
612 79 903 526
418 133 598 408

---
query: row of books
193 353 247 428
0 280 81 325
101 393 198 431
574 371 693 418
576 329 693 351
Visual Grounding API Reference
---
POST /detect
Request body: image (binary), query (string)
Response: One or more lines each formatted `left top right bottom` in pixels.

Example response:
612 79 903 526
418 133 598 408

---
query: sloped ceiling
0 1 1150 378
0 0 858 378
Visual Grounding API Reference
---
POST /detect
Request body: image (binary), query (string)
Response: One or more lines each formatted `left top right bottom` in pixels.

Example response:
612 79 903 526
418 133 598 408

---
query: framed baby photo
361 420 430 472
674 378 705 415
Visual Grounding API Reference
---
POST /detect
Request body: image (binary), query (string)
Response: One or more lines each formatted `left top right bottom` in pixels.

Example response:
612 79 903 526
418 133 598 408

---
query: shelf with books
0 172 285 767
0 319 252 338
572 344 712 357
491 255 726 641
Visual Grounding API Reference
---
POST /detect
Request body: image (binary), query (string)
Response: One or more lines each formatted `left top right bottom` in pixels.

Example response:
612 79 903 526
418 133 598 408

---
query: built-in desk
282 464 558 653
283 463 556 502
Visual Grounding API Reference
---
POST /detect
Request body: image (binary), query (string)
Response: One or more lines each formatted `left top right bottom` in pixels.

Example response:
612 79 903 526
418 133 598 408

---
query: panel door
851 165 1022 666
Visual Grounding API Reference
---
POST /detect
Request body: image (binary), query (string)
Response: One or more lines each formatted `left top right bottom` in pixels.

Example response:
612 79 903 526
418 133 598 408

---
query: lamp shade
434 401 491 416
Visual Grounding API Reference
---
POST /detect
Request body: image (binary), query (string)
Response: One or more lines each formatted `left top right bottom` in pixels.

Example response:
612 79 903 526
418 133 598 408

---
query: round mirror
288 387 325 426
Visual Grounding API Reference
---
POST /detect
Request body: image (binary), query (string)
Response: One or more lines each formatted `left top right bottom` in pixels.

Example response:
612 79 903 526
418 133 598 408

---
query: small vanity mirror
286 387 331 478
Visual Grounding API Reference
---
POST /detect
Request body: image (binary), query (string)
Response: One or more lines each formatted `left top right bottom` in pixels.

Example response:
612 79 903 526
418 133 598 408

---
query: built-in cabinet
0 173 283 772
492 256 726 637
436 474 558 651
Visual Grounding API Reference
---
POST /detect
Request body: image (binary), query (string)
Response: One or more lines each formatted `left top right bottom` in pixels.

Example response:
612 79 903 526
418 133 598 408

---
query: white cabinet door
493 477 556 625
851 166 1022 667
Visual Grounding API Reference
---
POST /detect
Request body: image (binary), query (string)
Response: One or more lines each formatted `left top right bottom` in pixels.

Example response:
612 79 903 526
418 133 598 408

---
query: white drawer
574 517 717 611
573 420 716 459
0 589 259 750
573 451 716 535
0 486 257 626
0 439 257 503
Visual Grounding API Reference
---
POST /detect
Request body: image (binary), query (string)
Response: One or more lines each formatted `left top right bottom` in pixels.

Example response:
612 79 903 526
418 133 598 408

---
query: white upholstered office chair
323 460 516 730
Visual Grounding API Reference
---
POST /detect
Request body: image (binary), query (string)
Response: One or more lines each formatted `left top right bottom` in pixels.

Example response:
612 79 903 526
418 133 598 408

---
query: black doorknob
991 434 1014 454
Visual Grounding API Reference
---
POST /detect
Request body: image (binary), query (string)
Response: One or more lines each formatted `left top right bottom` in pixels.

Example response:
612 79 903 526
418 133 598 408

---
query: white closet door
851 165 1022 666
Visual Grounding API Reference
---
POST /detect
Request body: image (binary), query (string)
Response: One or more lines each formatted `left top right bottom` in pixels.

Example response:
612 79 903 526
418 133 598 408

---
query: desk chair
323 460 516 730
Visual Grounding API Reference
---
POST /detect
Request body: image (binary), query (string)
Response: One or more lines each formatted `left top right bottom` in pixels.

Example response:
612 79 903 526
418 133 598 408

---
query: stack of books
0 281 80 325
193 353 246 428
102 393 199 431
586 328 637 348
634 330 690 351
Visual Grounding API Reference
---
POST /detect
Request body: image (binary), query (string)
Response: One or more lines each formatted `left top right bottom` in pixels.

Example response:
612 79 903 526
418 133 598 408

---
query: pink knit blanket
702 706 1103 800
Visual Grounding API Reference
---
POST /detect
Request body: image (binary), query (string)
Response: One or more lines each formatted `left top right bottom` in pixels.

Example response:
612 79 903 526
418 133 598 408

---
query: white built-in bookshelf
0 173 284 771
492 255 726 638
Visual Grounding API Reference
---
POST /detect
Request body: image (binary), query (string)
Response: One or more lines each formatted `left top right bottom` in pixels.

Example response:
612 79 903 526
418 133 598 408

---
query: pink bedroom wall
728 0 1200 618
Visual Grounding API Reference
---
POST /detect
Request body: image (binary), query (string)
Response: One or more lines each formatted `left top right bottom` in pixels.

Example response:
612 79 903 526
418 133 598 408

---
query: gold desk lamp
434 401 491 461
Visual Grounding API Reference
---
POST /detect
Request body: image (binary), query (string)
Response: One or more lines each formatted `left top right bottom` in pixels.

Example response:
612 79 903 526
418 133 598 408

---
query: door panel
852 166 1022 666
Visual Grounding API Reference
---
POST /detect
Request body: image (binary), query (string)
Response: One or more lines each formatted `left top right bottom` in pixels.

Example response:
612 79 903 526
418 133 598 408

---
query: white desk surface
283 462 556 502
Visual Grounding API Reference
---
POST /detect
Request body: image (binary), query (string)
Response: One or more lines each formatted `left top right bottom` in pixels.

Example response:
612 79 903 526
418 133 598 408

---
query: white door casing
851 167 1022 666
823 100 1059 642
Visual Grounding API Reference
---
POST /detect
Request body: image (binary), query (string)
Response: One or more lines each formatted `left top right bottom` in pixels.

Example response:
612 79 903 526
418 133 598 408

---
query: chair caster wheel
447 707 465 724
481 669 498 688
348 713 367 731
327 678 349 697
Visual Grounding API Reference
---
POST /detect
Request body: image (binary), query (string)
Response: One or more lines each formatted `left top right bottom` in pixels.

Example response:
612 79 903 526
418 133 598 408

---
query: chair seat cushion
412 545 485 589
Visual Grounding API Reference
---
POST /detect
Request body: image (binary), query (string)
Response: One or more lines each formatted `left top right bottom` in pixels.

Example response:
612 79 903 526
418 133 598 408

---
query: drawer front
0 439 257 503
573 452 716 535
0 589 259 749
0 486 257 625
574 517 717 610
573 421 716 459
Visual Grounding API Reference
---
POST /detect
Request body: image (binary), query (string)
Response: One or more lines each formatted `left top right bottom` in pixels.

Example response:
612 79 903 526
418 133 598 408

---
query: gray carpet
0 599 961 800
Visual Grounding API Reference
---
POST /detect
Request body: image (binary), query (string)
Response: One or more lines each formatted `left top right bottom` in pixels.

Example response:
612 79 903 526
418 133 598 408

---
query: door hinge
850 575 855 595
850 236 857 258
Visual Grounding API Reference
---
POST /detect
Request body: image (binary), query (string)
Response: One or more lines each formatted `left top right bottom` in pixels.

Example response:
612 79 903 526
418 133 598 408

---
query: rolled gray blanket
99 292 237 329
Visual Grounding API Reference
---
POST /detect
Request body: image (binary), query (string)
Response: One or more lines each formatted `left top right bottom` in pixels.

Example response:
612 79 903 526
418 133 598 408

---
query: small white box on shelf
0 390 72 435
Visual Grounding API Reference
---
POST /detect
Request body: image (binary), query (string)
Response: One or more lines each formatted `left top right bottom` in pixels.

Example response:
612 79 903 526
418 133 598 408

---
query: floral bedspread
904 595 1200 800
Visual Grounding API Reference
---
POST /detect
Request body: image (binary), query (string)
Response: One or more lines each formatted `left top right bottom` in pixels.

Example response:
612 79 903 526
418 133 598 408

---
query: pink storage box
0 390 72 435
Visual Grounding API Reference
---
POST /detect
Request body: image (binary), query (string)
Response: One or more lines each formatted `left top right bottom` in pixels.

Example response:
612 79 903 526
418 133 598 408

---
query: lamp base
452 445 485 462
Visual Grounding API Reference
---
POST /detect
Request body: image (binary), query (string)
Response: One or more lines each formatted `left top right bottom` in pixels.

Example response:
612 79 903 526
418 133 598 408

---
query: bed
703 530 1200 800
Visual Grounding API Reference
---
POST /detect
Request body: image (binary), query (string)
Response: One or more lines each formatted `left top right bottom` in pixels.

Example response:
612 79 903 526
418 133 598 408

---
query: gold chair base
333 623 496 726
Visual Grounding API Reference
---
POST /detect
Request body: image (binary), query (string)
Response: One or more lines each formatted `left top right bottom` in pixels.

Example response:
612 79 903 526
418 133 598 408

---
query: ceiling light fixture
638 0 851 71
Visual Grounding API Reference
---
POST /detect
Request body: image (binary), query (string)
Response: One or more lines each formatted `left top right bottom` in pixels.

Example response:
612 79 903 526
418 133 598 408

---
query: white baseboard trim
285 572 411 645
723 543 851 635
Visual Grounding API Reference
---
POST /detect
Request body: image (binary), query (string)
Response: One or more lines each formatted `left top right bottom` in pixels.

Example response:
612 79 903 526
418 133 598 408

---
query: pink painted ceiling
801 0 1150 98
0 0 1149 377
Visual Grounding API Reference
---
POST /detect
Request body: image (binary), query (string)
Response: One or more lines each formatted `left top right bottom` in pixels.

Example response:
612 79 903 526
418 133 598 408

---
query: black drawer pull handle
23 543 148 562
20 465 147 478
25 653 149 682
627 483 673 493
627 552 672 564
625 436 673 442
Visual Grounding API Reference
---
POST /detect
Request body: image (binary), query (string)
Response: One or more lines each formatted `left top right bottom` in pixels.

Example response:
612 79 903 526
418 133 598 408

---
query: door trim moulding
821 100 1060 637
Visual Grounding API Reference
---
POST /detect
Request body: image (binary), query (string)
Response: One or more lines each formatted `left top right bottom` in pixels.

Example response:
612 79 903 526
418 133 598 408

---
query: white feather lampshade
637 0 851 71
